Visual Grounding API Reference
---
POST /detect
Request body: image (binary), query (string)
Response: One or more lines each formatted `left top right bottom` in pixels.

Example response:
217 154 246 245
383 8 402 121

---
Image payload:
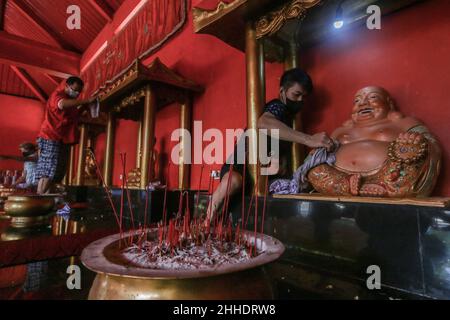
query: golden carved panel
112 87 147 113
193 0 246 33
256 0 322 39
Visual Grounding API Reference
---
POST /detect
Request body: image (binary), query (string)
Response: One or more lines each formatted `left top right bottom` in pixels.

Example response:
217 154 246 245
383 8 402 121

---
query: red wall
89 0 450 196
90 0 282 189
301 0 450 196
0 94 44 171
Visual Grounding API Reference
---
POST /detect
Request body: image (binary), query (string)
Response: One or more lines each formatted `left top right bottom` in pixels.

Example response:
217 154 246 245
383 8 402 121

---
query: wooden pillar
75 124 87 185
140 85 156 189
104 112 116 186
245 21 265 195
136 120 143 169
66 145 75 185
258 41 266 104
178 96 192 190
62 144 74 186
285 41 305 172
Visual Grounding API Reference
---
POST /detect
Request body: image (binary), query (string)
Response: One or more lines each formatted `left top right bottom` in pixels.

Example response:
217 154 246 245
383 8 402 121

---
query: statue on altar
306 86 441 197
84 152 100 186
127 138 160 189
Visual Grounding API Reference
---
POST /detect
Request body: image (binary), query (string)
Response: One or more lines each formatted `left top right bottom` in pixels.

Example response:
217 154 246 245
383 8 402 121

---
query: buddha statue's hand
388 132 428 165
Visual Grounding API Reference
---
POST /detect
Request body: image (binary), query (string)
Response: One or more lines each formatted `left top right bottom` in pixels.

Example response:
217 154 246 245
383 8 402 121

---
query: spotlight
334 1 344 29
334 20 344 29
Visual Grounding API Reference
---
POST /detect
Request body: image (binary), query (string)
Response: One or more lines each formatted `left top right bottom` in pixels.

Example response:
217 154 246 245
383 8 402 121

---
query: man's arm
12 171 26 186
0 155 37 162
257 112 332 149
59 97 96 110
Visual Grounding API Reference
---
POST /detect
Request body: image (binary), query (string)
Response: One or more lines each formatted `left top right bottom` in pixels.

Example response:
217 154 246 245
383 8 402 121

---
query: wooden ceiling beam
10 65 48 102
0 31 80 78
10 0 80 53
88 0 114 22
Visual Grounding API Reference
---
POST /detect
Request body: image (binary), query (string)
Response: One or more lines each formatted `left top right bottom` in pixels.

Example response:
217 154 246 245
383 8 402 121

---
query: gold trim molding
193 0 246 33
112 87 147 113
256 0 322 39
97 61 139 100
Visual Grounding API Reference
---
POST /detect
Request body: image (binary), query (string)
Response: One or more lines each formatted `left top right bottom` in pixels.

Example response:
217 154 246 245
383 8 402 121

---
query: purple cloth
56 203 71 221
269 142 339 195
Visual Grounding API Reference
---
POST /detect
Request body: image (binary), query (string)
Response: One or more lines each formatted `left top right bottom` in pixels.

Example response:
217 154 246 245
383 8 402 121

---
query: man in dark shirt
207 68 333 220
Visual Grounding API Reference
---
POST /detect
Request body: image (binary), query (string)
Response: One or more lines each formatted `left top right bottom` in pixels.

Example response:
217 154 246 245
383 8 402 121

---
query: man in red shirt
36 77 96 194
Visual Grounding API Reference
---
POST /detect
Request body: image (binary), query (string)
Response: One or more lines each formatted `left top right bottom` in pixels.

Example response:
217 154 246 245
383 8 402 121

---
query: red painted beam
10 0 80 53
0 31 80 78
88 0 114 22
10 65 48 102
43 73 61 86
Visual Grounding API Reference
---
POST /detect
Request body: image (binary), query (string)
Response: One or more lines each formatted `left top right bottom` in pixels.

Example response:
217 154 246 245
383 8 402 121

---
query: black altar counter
223 194 450 300
1 186 449 299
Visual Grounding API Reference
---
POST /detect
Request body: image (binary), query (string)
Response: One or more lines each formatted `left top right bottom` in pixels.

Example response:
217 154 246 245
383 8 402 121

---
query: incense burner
4 195 55 228
81 229 285 300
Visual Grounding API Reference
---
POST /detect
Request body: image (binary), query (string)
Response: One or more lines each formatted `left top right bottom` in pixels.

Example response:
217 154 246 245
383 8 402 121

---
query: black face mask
22 151 34 157
285 98 304 114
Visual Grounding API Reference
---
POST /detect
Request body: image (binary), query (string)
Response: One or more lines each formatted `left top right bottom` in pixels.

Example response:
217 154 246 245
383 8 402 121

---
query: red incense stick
221 164 233 228
90 151 121 229
252 173 258 256
120 154 126 243
196 164 204 209
162 161 170 241
241 155 246 231
260 174 269 250
142 185 149 244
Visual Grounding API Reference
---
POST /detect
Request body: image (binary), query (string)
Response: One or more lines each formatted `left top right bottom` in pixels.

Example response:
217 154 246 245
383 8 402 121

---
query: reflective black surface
223 196 450 299
1 186 449 299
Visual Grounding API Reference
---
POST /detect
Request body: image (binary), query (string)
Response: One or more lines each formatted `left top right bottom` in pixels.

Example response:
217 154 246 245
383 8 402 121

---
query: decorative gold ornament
192 0 245 33
127 168 142 189
112 88 147 112
256 0 322 39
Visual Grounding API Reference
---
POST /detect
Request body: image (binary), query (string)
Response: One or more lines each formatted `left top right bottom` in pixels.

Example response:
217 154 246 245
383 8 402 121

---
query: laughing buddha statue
307 86 441 197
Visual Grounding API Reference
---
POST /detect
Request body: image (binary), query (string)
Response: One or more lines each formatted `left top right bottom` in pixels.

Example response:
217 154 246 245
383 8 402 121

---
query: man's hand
85 96 97 105
77 97 97 112
306 132 334 151
60 96 97 110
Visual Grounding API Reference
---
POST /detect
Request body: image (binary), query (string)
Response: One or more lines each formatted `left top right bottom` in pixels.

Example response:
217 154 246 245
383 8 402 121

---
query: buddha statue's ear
386 95 396 110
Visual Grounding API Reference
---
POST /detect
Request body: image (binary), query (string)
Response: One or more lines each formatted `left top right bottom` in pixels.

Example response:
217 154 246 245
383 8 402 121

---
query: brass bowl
1 225 52 241
4 195 54 217
81 229 285 300
10 214 54 228
0 188 15 198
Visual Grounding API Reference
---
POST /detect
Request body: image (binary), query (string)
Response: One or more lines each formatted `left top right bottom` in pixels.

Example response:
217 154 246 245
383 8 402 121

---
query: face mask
285 98 304 114
67 87 80 99
22 151 34 157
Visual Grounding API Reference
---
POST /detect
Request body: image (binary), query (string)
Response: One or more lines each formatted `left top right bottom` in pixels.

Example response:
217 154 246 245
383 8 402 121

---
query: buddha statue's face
351 87 392 124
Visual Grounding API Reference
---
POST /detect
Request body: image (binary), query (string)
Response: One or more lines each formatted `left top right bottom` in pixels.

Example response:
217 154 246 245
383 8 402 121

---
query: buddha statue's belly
335 140 389 173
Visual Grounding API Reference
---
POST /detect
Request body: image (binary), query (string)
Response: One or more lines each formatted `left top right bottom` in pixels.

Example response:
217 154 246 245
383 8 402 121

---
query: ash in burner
122 239 261 270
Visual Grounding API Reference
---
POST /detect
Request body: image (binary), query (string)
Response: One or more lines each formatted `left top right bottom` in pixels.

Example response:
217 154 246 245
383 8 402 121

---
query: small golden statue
127 168 142 188
307 86 441 197
84 152 100 186
127 145 159 189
